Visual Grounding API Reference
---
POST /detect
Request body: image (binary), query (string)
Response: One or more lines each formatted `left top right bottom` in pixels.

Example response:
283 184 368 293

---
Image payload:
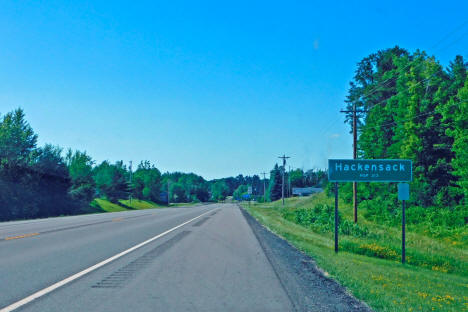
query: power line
362 99 467 132
363 52 467 114
332 19 468 127
353 20 468 107
364 69 440 112
320 61 440 140
319 21 468 160
438 30 468 52
351 20 468 114
321 59 464 161
361 48 466 113
328 21 467 220
431 20 468 50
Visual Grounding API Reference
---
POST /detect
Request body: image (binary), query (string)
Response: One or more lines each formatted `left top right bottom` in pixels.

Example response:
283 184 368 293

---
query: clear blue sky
1 1 467 180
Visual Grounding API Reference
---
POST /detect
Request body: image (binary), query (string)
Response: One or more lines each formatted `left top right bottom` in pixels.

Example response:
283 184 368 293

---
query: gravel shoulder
240 206 373 312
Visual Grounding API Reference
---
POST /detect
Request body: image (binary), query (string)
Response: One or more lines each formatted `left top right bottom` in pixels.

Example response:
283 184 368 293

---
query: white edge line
0 209 213 312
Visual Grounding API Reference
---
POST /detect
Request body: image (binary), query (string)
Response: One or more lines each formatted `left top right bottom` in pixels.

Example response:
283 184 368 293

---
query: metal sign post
402 200 405 263
398 183 410 264
328 159 412 259
334 182 339 253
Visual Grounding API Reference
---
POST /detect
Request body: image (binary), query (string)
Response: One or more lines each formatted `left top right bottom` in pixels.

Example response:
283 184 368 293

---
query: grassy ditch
242 194 467 312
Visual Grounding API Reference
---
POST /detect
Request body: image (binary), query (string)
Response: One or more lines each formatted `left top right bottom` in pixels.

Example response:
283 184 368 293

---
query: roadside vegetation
239 48 468 311
0 109 277 221
340 47 467 227
0 107 324 221
89 198 163 213
243 193 467 312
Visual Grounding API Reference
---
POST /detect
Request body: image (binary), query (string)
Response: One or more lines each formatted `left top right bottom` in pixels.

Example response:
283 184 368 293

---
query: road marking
0 213 157 242
4 233 39 241
0 209 213 312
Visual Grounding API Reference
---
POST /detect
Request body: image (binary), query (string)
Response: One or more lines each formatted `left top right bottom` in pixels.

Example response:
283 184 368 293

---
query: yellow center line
4 233 40 241
4 217 129 241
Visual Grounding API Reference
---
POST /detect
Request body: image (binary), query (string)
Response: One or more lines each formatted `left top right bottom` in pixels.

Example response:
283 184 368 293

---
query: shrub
281 204 369 237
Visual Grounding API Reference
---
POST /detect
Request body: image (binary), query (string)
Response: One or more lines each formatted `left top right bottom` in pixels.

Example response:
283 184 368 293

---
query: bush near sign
328 159 412 182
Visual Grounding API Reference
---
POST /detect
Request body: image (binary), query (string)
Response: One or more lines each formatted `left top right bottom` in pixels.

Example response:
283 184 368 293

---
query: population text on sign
328 159 412 182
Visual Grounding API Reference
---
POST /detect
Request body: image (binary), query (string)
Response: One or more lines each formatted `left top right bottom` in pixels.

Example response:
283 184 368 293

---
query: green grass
89 198 204 213
91 198 163 212
169 202 205 207
91 198 127 212
242 194 468 312
119 199 163 210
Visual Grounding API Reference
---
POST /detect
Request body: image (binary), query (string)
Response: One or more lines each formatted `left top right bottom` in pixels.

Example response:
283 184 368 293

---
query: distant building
292 187 322 197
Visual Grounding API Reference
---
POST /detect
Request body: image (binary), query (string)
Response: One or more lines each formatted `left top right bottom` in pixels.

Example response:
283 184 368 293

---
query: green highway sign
328 159 412 182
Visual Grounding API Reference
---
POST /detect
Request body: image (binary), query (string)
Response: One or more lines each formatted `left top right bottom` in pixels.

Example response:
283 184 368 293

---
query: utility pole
260 172 267 199
340 104 366 223
129 161 133 204
278 155 290 206
167 180 170 206
302 166 305 187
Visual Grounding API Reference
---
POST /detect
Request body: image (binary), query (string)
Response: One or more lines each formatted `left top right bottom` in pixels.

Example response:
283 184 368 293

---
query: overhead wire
361 100 467 132
351 20 468 108
318 20 468 147
362 50 466 114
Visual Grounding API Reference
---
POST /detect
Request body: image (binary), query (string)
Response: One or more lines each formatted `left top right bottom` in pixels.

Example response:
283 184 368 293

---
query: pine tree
447 78 468 203
437 56 468 204
268 164 283 201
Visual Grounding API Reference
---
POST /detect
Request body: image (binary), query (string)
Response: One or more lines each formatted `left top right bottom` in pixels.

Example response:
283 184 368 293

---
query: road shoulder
240 205 372 312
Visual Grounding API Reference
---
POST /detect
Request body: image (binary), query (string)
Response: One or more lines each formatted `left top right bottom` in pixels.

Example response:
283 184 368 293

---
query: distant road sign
248 186 252 195
328 159 412 182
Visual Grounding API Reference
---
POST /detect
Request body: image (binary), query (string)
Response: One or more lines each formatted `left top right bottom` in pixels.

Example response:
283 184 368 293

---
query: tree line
2 110 328 221
232 165 328 202
341 47 467 226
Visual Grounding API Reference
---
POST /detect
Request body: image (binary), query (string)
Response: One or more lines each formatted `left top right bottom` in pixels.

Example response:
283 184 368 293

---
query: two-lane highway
1 204 293 311
1 203 371 312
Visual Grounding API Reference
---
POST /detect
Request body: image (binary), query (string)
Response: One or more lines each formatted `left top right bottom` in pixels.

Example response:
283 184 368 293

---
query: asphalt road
0 203 370 312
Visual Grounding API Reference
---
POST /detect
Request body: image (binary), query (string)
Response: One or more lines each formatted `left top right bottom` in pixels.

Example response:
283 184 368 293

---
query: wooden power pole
340 104 366 223
260 172 267 199
129 161 133 204
278 155 290 206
